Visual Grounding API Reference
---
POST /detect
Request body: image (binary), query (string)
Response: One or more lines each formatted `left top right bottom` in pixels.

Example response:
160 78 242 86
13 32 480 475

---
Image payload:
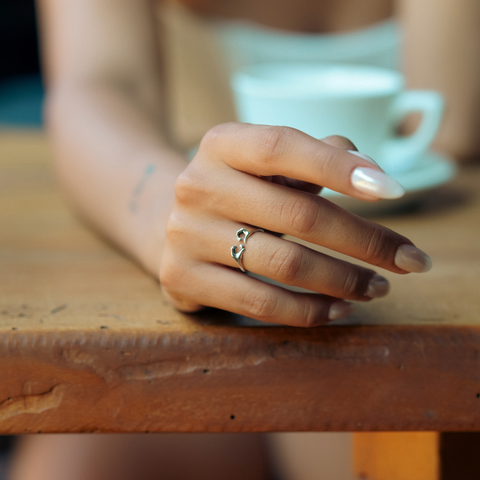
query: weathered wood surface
1 130 480 433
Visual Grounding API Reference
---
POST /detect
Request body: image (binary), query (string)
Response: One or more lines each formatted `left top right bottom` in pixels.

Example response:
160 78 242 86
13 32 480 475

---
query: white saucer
321 151 458 216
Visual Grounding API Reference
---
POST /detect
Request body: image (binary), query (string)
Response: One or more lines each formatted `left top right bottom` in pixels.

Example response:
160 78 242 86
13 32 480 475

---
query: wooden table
1 130 480 479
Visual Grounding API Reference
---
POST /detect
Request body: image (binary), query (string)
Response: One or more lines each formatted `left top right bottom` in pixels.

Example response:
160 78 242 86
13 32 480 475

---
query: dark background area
0 0 39 470
0 0 43 126
0 0 40 79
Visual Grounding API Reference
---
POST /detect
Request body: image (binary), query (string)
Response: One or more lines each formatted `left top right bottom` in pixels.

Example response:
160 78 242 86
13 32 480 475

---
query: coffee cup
231 63 444 174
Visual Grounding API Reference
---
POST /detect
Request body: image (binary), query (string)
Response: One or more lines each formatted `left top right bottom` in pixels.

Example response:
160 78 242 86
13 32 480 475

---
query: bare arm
37 0 185 275
398 0 480 160
38 0 432 327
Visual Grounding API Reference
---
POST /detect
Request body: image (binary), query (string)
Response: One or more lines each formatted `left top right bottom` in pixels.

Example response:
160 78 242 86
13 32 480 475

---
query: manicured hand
160 123 432 327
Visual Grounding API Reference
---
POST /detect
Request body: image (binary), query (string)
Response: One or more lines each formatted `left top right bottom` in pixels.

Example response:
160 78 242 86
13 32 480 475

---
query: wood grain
1 130 480 433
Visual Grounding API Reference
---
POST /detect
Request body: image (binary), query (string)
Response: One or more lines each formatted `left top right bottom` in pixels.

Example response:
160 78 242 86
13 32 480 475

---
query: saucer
321 151 457 216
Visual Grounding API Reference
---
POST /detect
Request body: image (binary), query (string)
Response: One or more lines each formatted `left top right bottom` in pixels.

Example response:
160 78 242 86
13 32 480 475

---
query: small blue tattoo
129 164 156 213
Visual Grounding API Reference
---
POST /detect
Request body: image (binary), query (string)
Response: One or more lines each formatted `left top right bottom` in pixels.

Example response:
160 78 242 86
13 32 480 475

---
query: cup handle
381 90 445 167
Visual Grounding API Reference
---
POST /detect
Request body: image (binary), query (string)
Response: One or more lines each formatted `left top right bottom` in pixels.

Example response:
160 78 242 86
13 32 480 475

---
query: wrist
128 149 187 278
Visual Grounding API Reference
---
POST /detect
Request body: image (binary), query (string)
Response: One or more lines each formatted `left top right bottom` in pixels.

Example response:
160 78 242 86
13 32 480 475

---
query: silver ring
231 228 264 273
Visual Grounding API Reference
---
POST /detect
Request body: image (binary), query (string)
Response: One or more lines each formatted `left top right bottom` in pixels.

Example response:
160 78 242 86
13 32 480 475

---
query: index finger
200 122 405 200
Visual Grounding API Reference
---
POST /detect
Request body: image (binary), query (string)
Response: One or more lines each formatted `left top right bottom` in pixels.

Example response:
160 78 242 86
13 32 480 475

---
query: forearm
46 82 187 276
399 0 480 160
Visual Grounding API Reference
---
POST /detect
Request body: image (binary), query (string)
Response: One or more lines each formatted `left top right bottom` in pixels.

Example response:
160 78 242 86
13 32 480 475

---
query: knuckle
243 288 278 319
269 244 303 284
174 167 209 206
312 145 341 180
256 125 292 168
321 134 357 151
340 269 363 299
160 259 204 313
280 196 318 236
288 299 322 328
303 302 322 328
159 259 183 294
161 284 202 313
164 212 186 244
199 123 229 152
364 227 390 265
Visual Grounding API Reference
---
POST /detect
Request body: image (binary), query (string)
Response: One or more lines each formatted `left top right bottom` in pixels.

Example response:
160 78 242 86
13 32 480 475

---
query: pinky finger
164 262 354 327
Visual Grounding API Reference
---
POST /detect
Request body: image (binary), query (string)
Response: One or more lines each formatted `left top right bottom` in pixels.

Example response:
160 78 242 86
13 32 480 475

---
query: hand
160 123 432 327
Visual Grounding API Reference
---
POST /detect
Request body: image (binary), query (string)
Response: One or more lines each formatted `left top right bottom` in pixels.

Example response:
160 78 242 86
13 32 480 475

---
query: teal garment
185 19 402 158
159 3 403 149
210 19 402 74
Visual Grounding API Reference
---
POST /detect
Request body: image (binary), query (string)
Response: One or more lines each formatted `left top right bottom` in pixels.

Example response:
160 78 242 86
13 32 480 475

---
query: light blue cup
231 63 444 174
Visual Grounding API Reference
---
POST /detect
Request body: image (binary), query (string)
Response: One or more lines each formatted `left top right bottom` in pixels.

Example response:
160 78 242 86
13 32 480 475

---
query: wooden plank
1 130 480 433
4 324 480 433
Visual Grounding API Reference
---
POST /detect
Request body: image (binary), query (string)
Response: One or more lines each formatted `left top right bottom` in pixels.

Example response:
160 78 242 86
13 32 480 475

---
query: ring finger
181 219 390 301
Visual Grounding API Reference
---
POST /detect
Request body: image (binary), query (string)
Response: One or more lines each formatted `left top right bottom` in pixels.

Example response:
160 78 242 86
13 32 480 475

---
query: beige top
157 1 401 150
158 2 237 149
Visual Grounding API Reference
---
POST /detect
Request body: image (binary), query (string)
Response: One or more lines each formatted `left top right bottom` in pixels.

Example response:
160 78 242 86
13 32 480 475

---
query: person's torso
157 0 400 150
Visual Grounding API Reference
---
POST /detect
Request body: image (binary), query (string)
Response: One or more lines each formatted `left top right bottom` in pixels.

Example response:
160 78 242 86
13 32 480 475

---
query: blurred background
0 0 43 127
1 1 41 473
0 434 14 479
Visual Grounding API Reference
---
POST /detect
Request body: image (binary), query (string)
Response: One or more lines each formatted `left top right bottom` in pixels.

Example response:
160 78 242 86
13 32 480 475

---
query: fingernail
348 150 380 167
351 167 405 199
328 300 354 321
395 244 433 273
365 274 390 298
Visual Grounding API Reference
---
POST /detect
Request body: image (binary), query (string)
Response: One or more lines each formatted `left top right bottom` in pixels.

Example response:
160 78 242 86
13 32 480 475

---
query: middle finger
210 171 412 274
179 218 390 301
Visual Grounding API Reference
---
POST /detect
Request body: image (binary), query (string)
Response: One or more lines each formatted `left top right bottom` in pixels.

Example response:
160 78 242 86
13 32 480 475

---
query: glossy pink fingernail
328 300 354 321
395 244 432 273
351 167 405 199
